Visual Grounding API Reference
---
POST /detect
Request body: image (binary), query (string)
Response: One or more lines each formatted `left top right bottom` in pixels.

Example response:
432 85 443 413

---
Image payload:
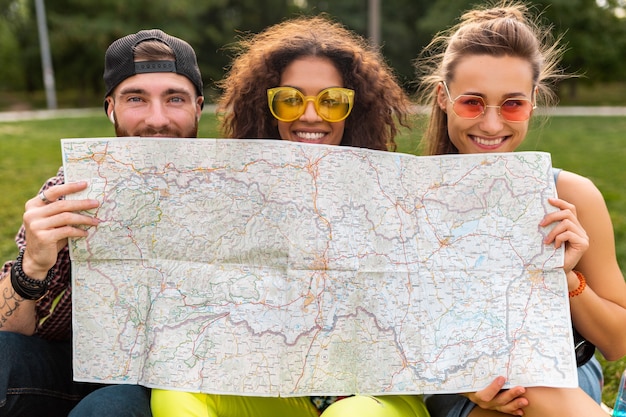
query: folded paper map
62 138 576 395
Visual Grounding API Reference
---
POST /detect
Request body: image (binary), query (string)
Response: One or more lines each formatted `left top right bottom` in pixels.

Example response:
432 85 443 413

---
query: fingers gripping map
62 138 577 396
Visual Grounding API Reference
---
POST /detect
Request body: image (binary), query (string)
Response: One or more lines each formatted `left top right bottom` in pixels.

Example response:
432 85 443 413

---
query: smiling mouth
471 135 506 146
295 131 326 142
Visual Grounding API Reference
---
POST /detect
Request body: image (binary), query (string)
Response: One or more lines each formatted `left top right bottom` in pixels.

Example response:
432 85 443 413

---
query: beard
114 119 199 138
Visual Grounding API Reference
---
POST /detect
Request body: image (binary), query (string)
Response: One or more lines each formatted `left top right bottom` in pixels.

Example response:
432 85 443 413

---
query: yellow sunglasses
267 86 355 122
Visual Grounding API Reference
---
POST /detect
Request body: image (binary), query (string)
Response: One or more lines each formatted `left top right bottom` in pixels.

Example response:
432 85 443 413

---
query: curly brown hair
216 15 411 151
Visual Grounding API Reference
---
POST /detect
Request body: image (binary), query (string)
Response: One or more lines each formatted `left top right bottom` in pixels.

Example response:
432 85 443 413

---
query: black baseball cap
103 29 203 112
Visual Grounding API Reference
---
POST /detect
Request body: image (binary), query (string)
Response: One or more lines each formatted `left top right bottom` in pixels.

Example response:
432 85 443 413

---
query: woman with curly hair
415 1 626 417
216 14 411 151
151 14 429 417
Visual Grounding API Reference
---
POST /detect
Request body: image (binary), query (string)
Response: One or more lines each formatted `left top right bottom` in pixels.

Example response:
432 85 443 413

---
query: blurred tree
45 0 299 102
536 0 626 80
1 0 625 107
194 0 300 99
382 0 439 90
534 0 626 99
300 0 434 90
44 0 215 105
0 16 25 91
0 0 39 92
414 0 626 97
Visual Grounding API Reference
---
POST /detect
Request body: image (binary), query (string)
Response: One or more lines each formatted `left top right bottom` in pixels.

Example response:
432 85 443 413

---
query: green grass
0 114 222 260
1 113 625 405
557 81 626 106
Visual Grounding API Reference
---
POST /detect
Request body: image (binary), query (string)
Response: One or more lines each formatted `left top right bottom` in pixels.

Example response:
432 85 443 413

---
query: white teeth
296 131 325 140
473 136 504 146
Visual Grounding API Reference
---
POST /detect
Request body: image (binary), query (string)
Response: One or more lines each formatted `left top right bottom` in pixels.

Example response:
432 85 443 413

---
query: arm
0 180 100 335
0 264 38 334
551 170 626 360
455 171 605 415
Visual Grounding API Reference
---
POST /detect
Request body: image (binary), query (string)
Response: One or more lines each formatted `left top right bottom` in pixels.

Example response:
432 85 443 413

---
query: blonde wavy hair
414 0 567 155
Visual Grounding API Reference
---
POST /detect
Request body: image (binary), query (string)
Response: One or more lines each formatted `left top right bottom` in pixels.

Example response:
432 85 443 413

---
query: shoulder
556 169 607 210
556 169 599 192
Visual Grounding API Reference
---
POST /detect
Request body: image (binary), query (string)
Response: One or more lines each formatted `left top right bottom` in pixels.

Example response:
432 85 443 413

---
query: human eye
168 96 186 104
501 99 526 110
118 89 147 105
320 97 341 107
319 90 348 108
283 96 303 106
278 89 303 106
458 96 483 109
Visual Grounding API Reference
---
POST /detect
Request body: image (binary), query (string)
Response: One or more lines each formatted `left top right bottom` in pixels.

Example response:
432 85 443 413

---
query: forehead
451 55 534 95
280 56 343 92
114 72 196 96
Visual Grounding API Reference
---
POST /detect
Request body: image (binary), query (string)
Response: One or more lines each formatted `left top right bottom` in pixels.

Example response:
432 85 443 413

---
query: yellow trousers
151 390 430 417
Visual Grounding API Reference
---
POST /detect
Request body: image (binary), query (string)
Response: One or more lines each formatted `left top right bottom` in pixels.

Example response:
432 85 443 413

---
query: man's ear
196 97 204 122
105 97 115 123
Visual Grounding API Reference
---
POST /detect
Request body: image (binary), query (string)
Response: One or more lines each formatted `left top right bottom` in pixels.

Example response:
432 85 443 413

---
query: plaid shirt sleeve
1 167 73 340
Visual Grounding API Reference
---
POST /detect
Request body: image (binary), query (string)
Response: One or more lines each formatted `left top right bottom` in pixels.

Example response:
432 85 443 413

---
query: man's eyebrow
117 88 194 97
162 88 194 96
118 87 148 96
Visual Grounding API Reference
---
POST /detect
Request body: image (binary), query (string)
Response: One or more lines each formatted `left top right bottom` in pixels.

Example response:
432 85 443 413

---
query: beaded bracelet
568 270 586 298
10 249 55 301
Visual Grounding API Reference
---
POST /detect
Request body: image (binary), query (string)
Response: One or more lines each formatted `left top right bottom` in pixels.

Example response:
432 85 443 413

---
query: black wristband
10 250 54 301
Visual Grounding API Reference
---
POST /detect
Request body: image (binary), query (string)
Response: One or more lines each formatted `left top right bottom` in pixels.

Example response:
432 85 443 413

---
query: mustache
137 128 178 136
